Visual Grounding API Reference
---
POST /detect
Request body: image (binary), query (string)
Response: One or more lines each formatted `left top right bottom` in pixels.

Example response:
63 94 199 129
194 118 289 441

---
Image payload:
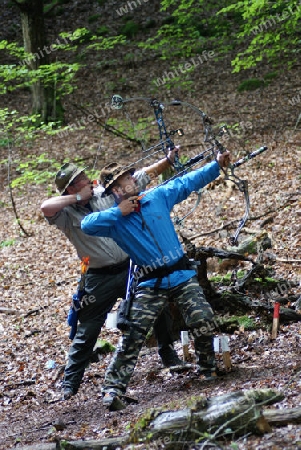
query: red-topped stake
271 301 280 339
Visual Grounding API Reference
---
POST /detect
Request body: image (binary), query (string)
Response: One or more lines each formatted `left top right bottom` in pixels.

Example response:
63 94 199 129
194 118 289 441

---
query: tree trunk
16 0 55 122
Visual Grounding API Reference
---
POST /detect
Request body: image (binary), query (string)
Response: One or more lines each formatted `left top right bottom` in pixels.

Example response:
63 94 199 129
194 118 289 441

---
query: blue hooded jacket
81 161 220 289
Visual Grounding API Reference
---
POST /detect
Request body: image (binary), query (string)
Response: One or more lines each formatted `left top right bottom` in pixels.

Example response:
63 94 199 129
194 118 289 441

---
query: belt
136 255 194 283
87 258 130 275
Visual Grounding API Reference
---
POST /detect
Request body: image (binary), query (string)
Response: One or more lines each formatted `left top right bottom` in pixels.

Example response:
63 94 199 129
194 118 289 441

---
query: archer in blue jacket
81 151 230 410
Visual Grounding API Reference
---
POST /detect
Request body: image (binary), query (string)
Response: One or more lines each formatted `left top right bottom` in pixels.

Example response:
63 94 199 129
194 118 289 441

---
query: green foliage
0 137 13 147
0 108 85 190
0 27 125 109
264 71 278 81
120 21 140 39
87 34 126 51
219 0 301 71
209 270 246 284
6 153 96 189
141 0 300 72
88 14 100 24
96 26 109 36
237 78 265 92
141 1 233 60
94 339 115 353
0 37 81 98
0 108 59 145
10 153 62 188
106 116 153 143
44 0 71 15
0 239 15 247
237 72 278 92
236 315 257 330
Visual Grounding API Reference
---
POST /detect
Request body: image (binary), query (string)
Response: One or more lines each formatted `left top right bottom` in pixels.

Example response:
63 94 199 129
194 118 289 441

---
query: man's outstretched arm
160 151 231 210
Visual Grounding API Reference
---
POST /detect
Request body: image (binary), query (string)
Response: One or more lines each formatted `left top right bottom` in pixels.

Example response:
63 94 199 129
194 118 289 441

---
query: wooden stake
221 335 232 370
271 301 280 339
214 335 232 370
181 331 190 361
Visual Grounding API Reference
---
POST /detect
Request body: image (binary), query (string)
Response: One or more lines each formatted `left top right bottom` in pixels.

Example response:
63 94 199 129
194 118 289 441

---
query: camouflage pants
102 276 217 397
64 270 176 393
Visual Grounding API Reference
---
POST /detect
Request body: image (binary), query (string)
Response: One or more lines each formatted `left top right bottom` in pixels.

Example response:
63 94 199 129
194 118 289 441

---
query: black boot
159 345 184 368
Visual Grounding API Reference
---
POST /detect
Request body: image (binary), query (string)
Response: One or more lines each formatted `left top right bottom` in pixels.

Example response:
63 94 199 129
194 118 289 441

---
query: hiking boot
102 392 126 411
90 348 102 363
202 369 218 381
62 387 76 400
160 348 185 368
198 366 225 381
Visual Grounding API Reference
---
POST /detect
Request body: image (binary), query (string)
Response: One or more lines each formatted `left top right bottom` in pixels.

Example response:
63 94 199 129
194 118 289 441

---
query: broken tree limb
15 436 128 450
148 389 283 440
0 307 21 315
213 292 301 324
184 242 258 297
263 407 301 426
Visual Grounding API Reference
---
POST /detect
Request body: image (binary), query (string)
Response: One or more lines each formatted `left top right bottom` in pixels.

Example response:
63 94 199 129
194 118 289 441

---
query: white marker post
181 331 190 361
214 335 232 370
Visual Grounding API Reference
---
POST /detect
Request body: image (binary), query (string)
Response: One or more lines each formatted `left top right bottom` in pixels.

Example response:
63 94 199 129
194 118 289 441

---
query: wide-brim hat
55 163 87 195
100 162 135 193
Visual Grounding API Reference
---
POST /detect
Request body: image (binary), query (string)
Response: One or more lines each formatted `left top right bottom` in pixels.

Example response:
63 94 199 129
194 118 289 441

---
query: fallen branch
276 258 301 264
16 436 128 450
0 307 21 315
3 379 36 389
264 407 301 426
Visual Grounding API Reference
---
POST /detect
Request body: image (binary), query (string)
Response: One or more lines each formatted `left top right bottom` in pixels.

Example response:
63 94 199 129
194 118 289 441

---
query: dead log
0 307 21 315
16 436 128 450
186 244 258 296
148 388 283 440
263 407 301 426
212 291 301 320
65 437 127 449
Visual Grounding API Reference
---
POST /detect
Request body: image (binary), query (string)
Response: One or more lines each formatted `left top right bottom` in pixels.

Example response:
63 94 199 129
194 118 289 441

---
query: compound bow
109 94 268 246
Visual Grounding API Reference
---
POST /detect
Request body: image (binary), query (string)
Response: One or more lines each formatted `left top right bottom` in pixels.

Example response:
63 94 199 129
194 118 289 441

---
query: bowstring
92 106 112 172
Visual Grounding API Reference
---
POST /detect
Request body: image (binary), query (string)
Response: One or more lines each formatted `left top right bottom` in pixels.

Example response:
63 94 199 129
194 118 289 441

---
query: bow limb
229 179 250 246
174 188 203 227
111 95 181 168
223 146 268 245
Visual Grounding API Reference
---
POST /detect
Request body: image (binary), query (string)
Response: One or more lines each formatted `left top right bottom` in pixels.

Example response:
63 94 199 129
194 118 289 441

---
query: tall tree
12 0 55 122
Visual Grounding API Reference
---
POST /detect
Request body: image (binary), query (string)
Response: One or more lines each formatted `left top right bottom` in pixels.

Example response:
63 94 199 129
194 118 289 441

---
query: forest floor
0 0 301 449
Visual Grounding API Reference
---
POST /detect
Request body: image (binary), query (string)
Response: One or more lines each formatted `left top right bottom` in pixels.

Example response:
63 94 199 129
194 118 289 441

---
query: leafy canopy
141 0 301 71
